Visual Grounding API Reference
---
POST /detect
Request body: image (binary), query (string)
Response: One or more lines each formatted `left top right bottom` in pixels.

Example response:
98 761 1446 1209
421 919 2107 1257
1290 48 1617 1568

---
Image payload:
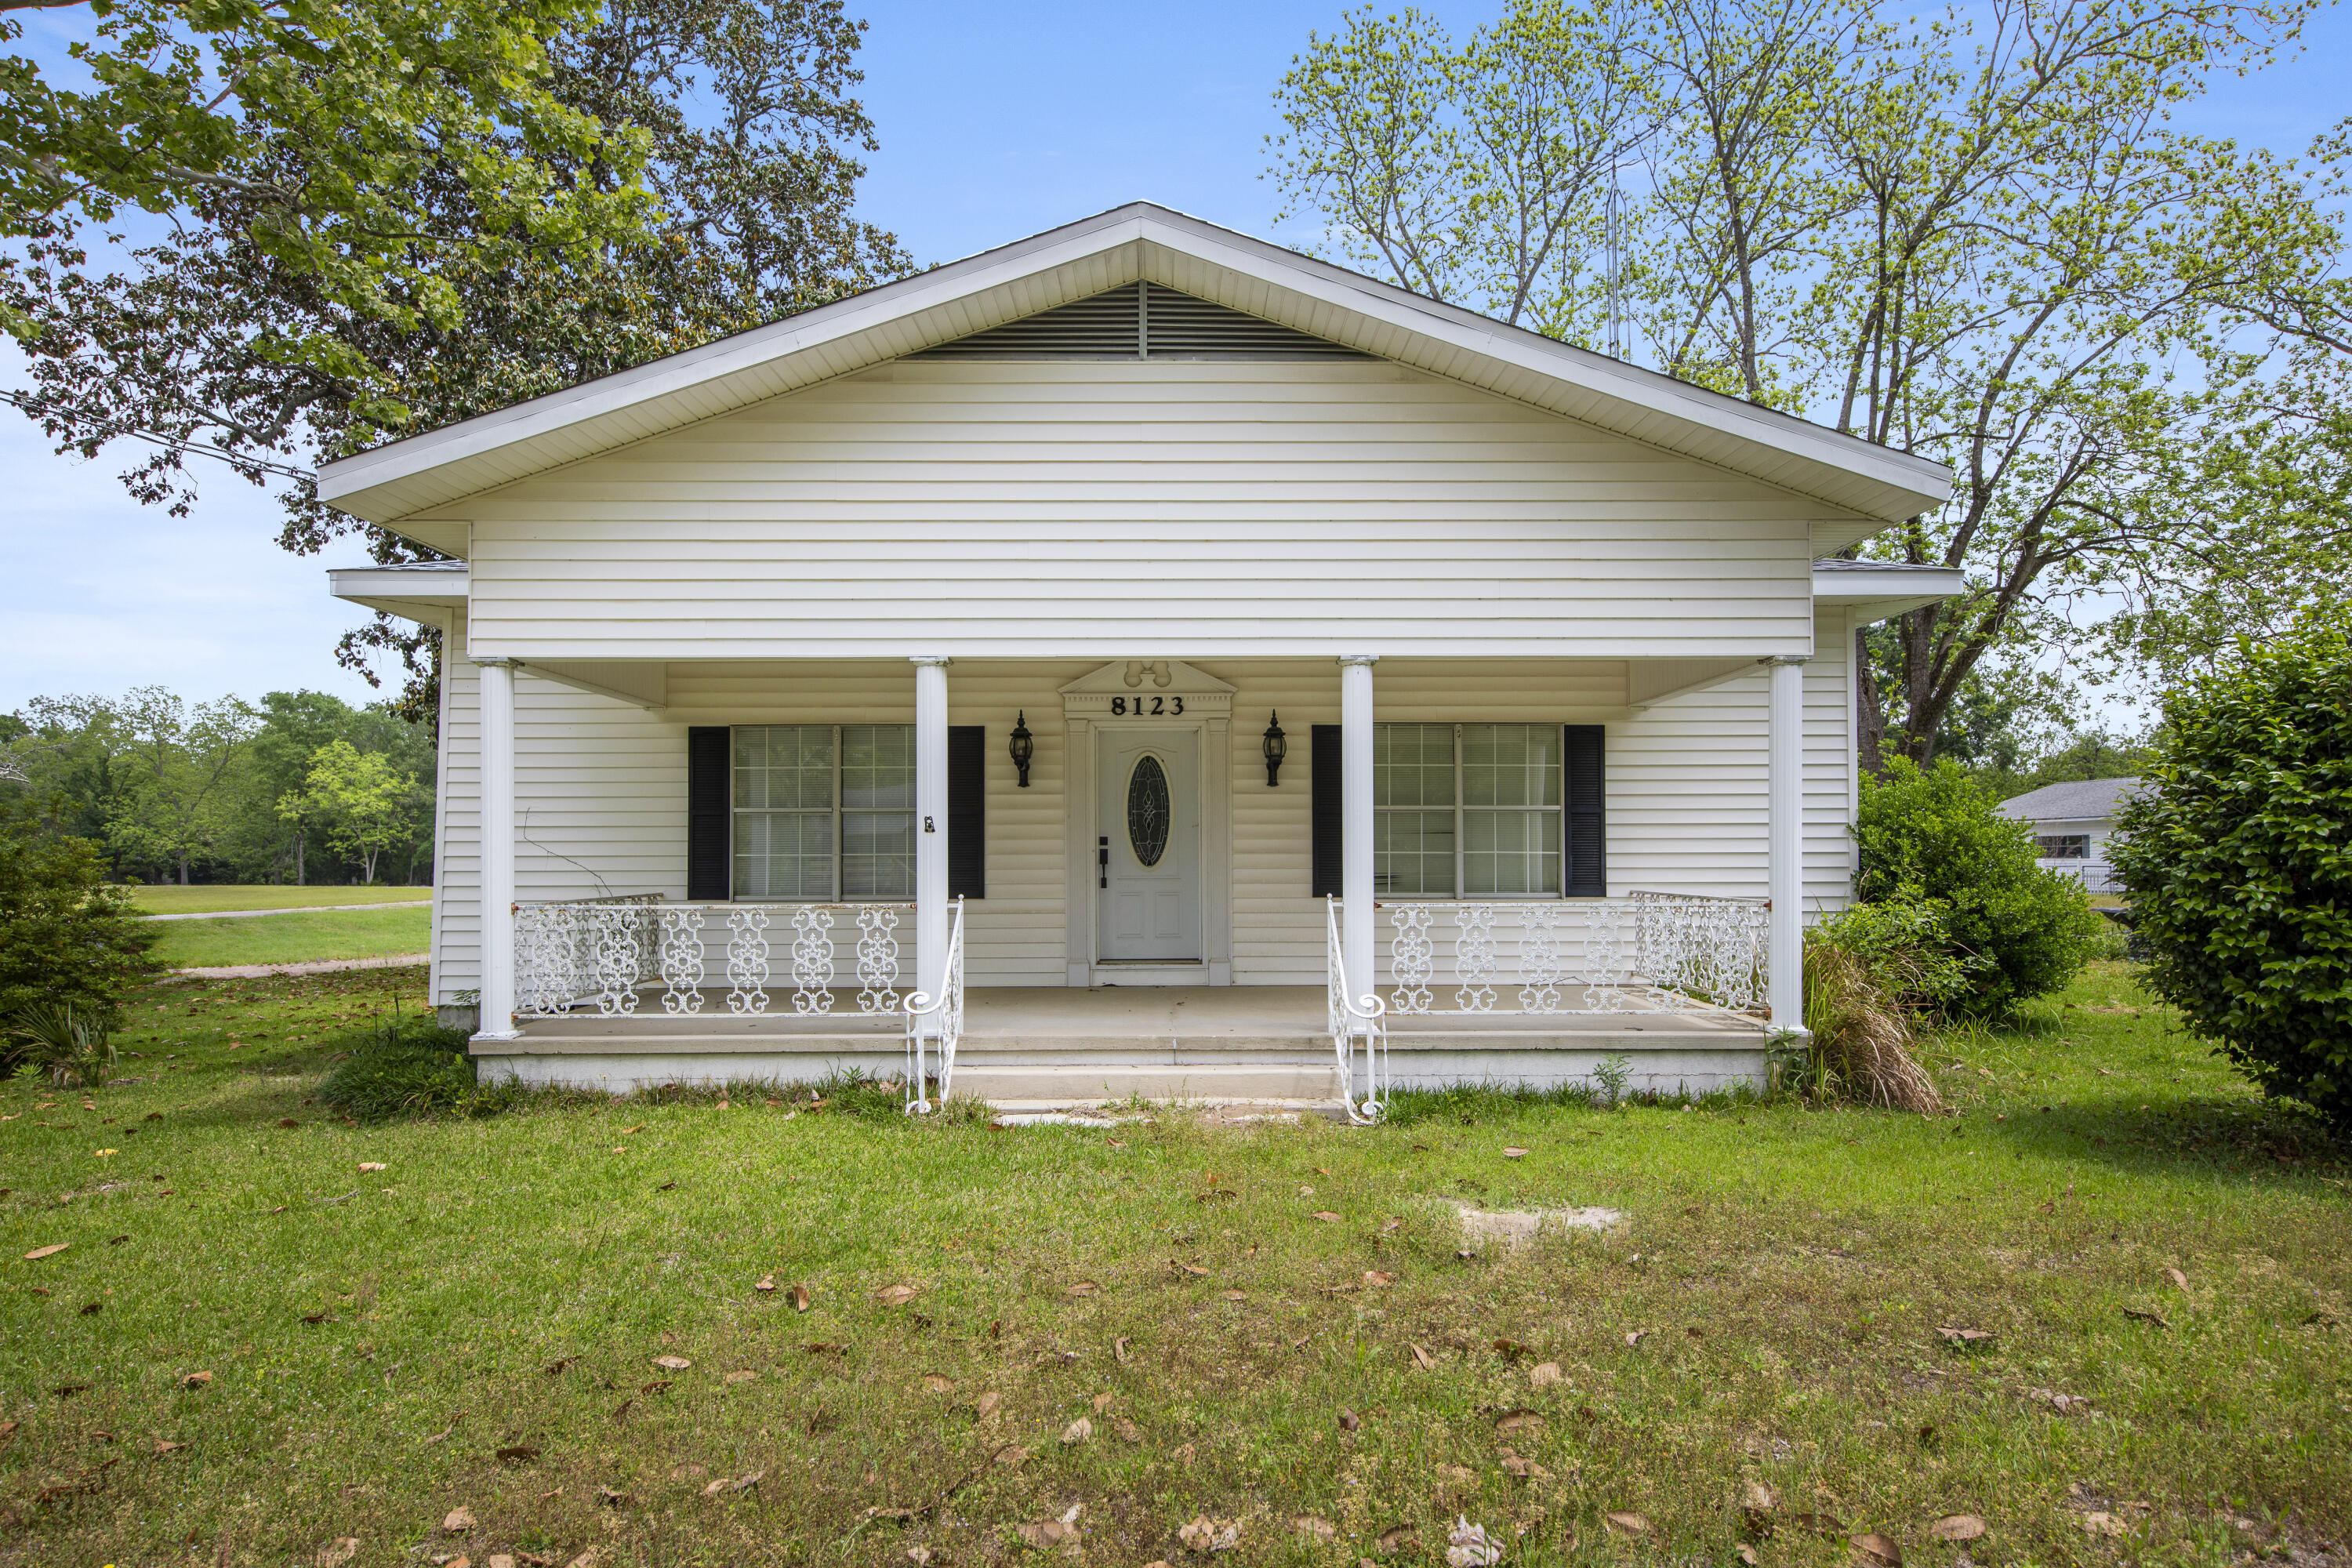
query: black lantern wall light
1008 711 1035 787
1262 711 1287 786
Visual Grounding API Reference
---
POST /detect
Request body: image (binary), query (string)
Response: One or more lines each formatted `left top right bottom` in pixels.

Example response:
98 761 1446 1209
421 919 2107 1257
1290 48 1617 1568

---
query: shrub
1855 758 2106 1018
321 1018 521 1122
0 795 157 1027
2109 626 2352 1127
1795 902 1951 1112
6 1003 120 1089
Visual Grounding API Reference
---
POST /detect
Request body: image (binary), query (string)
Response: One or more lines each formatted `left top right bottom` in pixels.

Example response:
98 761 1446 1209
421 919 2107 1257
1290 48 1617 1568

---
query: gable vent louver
914 282 1370 360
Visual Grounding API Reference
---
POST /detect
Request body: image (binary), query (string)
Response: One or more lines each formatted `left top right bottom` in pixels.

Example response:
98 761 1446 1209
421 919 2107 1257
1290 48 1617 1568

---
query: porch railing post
1766 653 1809 1033
912 655 951 1041
474 655 521 1041
1338 654 1378 998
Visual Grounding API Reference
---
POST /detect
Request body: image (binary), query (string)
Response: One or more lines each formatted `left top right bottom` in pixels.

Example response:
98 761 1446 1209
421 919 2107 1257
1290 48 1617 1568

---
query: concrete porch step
949 1058 1342 1107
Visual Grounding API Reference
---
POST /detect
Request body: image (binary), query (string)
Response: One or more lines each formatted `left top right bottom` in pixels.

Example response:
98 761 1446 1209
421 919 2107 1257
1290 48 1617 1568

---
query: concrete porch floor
478 985 1769 1106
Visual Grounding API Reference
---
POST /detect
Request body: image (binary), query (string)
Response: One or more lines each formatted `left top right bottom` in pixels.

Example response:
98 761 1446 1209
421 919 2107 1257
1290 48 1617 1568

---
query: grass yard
1 964 2346 1566
141 907 433 971
128 885 432 916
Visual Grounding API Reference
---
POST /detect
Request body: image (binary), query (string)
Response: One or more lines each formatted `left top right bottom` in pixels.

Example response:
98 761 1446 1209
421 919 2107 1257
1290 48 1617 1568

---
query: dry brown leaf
652 1355 691 1371
1501 1147 1529 1159
1115 1417 1142 1444
1114 1335 1132 1362
153 1439 183 1454
1294 1516 1338 1541
1853 1531 1903 1566
1377 1525 1421 1554
1494 1410 1544 1434
1312 1211 1341 1223
318 1540 361 1568
444 1506 478 1532
1017 1519 1083 1554
754 1276 777 1293
1735 1545 1759 1565
566 1551 604 1568
1092 1391 1114 1412
1624 1330 1646 1347
496 1443 542 1463
181 1370 212 1388
789 1283 811 1312
358 1162 387 1173
1409 1342 1436 1370
1172 1441 1197 1465
975 1390 1002 1420
1742 1481 1780 1512
1364 1270 1396 1287
875 1283 920 1307
723 1370 757 1385
2122 1307 2170 1329
1935 1326 1993 1345
1067 1279 1101 1298
2082 1513 2129 1538
1529 1361 1563 1388
921 1374 956 1393
1172 1261 1210 1278
488 1558 517 1568
2163 1266 2189 1291
993 1444 1031 1468
22 1243 68 1261
1501 1454 1554 1480
1604 1512 1652 1537
1929 1515 1987 1542
1061 1417 1093 1445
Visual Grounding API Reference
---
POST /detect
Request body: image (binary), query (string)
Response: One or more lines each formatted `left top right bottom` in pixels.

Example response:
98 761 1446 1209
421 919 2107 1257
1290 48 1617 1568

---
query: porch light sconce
1008 711 1035 788
1262 710 1287 787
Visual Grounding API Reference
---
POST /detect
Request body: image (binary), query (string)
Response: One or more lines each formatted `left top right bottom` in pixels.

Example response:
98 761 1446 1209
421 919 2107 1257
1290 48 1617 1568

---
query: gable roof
1998 778 2144 822
314 201 1955 529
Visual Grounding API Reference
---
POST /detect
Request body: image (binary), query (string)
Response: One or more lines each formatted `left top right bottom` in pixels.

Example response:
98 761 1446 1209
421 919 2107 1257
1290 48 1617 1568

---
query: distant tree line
0 688 434 886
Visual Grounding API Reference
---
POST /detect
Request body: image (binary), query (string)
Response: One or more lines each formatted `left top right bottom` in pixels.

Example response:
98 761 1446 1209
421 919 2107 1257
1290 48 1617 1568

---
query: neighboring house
1998 778 2143 895
317 202 1959 1112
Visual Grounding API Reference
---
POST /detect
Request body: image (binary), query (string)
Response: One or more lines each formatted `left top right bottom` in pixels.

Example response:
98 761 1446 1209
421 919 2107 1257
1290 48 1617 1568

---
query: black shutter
1563 724 1606 897
1311 724 1343 897
687 726 731 901
948 724 985 899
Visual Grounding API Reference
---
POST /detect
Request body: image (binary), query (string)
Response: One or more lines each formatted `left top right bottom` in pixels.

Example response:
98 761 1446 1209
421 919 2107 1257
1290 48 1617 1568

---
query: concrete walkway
142 901 430 922
172 953 430 979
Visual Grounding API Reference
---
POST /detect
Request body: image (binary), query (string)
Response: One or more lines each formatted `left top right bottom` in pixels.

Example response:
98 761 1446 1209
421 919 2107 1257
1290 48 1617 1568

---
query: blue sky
2 0 2346 711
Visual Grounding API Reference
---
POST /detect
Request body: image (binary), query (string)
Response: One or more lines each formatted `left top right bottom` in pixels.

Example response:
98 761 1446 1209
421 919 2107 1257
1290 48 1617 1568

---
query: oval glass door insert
1127 755 1171 868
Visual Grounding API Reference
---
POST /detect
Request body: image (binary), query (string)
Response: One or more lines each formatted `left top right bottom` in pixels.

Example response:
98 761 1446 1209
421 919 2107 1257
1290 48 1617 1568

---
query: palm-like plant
7 1004 120 1090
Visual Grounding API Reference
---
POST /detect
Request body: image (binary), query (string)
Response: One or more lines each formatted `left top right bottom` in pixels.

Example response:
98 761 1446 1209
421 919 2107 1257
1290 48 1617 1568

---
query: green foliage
6 1002 120 1089
285 739 423 884
319 1018 521 1123
1855 759 2106 1018
1797 904 1951 1111
2109 625 2352 1126
0 795 156 1027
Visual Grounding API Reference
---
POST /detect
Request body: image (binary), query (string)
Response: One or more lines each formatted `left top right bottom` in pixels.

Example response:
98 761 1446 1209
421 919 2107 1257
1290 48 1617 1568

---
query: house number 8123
1110 696 1183 716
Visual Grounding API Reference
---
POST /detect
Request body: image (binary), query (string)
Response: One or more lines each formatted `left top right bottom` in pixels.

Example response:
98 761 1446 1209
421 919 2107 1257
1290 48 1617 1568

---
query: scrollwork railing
1373 891 1767 1017
514 898 915 1018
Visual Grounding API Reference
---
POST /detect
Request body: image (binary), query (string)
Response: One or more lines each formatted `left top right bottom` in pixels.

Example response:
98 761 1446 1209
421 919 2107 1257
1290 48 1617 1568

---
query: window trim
1374 720 1566 901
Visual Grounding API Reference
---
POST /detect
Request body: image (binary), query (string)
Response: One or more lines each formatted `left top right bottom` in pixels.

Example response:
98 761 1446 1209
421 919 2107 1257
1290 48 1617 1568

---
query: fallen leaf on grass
598 1485 635 1507
444 1507 478 1532
358 1162 387 1173
1929 1515 1987 1542
1092 1391 1114 1412
1494 1410 1544 1434
318 1540 361 1568
1624 1330 1646 1347
1338 1408 1362 1431
1742 1482 1780 1513
1409 1343 1436 1370
22 1243 68 1261
1604 1512 1652 1537
993 1444 1031 1468
1312 1210 1341 1223
652 1354 691 1370
1736 1545 1759 1565
1060 1417 1092 1445
180 1370 212 1388
1852 1532 1903 1566
2163 1266 2189 1291
1171 1261 1210 1278
754 1276 777 1294
2122 1308 2170 1329
641 1381 673 1395
1114 1335 1132 1361
1065 1279 1102 1298
278 1118 300 1129
2082 1512 2129 1538
1294 1516 1338 1542
153 1439 183 1454
702 1470 765 1496
1018 1518 1083 1554
1377 1525 1421 1554
423 1425 457 1446
1935 1326 1993 1345
874 1283 920 1307
1501 1147 1529 1160
723 1370 757 1385
1363 1270 1396 1287
921 1374 956 1393
1114 1417 1142 1443
790 1283 812 1312
1529 1361 1563 1388
975 1391 1002 1420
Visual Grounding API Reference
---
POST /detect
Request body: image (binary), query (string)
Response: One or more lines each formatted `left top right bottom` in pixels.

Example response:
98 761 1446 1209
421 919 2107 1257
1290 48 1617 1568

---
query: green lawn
1 963 2344 1566
142 906 433 970
128 884 432 916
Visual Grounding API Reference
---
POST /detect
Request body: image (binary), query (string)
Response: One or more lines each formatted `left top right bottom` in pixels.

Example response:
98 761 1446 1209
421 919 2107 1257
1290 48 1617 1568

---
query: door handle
1098 836 1109 889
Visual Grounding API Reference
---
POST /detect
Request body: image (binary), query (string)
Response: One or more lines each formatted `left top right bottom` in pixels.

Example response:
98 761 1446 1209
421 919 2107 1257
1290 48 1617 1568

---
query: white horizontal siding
434 631 1857 1006
458 361 1833 661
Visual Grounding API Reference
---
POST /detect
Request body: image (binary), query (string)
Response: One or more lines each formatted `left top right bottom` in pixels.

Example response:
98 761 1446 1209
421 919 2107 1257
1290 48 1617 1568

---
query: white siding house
320 203 1958 1111
1998 778 2143 895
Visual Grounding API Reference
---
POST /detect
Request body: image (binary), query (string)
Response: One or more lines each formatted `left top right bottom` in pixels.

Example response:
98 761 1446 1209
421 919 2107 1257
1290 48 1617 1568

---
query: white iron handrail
513 898 915 1018
900 896 966 1116
1327 896 1388 1125
1376 891 1767 1016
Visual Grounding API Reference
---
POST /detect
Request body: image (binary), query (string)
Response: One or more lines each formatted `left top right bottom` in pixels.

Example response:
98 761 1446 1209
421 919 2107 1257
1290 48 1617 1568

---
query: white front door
1097 728 1200 961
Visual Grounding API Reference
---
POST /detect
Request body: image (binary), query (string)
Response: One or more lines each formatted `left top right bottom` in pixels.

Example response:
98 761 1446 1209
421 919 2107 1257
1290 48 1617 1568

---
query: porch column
474 656 521 1041
1339 655 1378 1001
912 657 951 1032
1766 654 1807 1033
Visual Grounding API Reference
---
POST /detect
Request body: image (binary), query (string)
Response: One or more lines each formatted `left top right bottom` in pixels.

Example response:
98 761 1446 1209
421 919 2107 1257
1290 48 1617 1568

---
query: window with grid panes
731 725 916 899
1372 723 1563 897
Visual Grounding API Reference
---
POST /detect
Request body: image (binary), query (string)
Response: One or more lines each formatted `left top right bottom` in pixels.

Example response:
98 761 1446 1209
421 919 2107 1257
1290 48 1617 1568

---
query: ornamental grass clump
1797 902 1969 1113
6 1002 120 1090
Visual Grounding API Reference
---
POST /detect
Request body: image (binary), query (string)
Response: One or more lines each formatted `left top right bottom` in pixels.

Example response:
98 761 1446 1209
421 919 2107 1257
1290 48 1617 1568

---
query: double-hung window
1373 723 1563 897
2036 833 2090 860
731 725 916 899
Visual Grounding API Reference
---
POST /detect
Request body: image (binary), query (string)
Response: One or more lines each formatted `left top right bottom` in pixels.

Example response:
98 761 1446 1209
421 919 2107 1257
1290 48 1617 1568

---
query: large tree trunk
295 831 305 887
177 855 189 886
1853 622 1886 775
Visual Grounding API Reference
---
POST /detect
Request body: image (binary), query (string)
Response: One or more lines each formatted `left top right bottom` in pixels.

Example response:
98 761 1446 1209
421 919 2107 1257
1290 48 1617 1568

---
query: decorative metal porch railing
902 896 966 1117
513 898 917 1018
1371 890 1769 1018
1326 896 1389 1126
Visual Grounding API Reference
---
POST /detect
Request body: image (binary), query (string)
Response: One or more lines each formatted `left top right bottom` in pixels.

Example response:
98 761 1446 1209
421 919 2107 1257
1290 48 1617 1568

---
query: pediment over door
1058 659 1235 718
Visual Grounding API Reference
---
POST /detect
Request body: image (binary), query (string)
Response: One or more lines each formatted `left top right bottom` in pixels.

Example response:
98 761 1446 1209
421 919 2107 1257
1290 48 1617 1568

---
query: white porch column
912 657 951 1030
1766 654 1808 1032
473 656 521 1041
1339 655 1378 1001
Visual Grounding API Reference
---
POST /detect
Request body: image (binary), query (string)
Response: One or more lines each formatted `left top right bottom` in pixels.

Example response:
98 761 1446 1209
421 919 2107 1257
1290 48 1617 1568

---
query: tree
1268 0 2350 763
2108 622 2352 1126
0 794 155 1027
5 0 910 723
292 739 419 884
1 0 653 385
103 688 261 883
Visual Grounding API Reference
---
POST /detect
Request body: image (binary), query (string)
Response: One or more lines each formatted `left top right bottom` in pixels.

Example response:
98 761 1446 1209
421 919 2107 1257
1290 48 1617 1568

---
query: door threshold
1094 959 1204 967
